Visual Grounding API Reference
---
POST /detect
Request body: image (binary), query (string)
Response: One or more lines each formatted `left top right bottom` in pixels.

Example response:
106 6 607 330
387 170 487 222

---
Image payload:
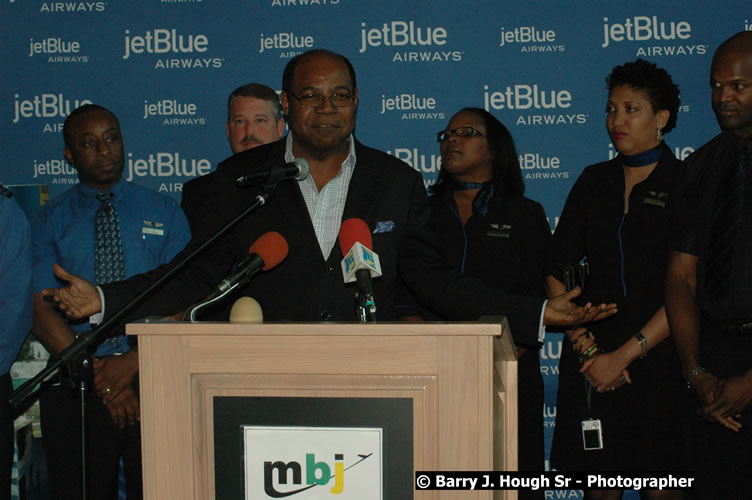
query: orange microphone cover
249 231 289 270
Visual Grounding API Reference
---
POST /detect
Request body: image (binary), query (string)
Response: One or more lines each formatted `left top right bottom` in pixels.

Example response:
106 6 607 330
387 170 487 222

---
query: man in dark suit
42 49 613 338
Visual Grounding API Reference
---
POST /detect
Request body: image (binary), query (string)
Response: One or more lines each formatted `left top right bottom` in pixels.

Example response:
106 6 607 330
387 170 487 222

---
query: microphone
184 231 288 322
236 157 310 187
338 218 381 322
213 231 288 296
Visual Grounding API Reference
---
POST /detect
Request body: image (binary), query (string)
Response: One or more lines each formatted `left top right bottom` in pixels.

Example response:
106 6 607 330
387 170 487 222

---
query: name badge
142 220 165 236
642 190 669 208
486 223 511 238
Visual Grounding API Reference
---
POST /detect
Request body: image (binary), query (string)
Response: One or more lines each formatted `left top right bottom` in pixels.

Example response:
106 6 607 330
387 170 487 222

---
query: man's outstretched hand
42 264 102 320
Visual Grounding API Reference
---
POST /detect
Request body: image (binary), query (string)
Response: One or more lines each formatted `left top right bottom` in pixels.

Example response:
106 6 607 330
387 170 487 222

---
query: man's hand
544 287 618 326
41 264 101 319
699 373 752 432
580 351 632 391
691 370 720 407
690 370 741 431
102 385 140 429
94 351 139 404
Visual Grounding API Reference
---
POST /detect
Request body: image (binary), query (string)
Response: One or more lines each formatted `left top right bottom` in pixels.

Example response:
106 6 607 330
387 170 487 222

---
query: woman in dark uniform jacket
406 107 552 496
546 60 686 500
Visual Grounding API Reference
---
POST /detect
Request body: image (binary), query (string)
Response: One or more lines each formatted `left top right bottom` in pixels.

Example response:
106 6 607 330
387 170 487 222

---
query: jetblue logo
259 32 314 53
123 29 208 59
12 93 92 123
29 37 80 56
379 93 445 120
359 20 447 53
359 20 462 63
602 16 691 48
125 152 212 181
499 26 565 53
519 153 568 182
484 84 572 110
601 16 707 57
142 100 206 125
519 153 560 169
483 84 588 127
122 28 222 69
33 158 77 180
380 93 435 113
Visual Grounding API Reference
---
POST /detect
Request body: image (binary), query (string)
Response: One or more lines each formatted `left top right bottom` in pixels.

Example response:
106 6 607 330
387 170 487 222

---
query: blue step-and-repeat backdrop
2 0 749 496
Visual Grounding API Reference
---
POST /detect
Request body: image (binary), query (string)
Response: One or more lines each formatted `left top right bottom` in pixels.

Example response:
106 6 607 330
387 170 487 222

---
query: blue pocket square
373 221 395 234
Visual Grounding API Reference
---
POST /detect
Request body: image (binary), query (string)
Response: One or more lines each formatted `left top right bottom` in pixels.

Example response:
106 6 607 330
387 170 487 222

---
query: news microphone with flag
338 219 382 283
338 218 381 322
236 157 310 187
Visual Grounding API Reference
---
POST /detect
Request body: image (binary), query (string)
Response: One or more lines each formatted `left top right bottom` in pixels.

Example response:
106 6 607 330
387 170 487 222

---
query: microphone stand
183 252 263 322
354 292 377 323
9 164 289 497
183 279 244 322
354 272 377 323
9 181 279 414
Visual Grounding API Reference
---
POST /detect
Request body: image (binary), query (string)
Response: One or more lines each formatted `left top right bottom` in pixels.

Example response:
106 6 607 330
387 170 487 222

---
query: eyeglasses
436 126 485 142
288 91 356 109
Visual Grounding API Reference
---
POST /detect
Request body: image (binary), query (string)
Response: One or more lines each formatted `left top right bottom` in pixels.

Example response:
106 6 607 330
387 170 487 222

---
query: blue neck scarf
621 143 664 167
451 180 494 216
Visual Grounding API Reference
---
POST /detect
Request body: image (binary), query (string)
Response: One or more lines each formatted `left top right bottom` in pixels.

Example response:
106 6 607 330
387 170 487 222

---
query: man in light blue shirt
31 104 190 499
0 185 33 500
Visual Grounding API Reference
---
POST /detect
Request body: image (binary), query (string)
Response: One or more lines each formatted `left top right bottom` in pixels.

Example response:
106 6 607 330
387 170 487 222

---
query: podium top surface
126 320 508 337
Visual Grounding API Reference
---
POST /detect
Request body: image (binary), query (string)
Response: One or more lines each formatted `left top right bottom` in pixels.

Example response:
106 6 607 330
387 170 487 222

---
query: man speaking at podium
43 50 613 339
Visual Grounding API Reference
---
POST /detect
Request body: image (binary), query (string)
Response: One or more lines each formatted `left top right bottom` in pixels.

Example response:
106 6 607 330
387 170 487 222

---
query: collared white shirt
285 133 357 260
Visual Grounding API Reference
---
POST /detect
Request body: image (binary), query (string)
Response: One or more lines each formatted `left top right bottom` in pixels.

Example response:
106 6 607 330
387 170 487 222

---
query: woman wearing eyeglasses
547 60 687 499
423 107 552 493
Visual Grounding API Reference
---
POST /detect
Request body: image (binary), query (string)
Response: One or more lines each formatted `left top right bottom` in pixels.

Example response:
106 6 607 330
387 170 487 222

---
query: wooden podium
128 320 518 499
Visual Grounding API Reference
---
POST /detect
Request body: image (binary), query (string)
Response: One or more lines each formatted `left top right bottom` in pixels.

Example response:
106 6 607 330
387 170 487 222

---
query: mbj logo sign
244 426 383 499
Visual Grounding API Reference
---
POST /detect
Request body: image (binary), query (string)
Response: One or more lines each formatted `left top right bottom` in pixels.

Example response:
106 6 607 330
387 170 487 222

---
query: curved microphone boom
338 218 381 323
236 157 310 187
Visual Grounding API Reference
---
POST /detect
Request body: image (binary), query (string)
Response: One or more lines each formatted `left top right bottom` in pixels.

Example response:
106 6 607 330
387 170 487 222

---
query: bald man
666 31 752 496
